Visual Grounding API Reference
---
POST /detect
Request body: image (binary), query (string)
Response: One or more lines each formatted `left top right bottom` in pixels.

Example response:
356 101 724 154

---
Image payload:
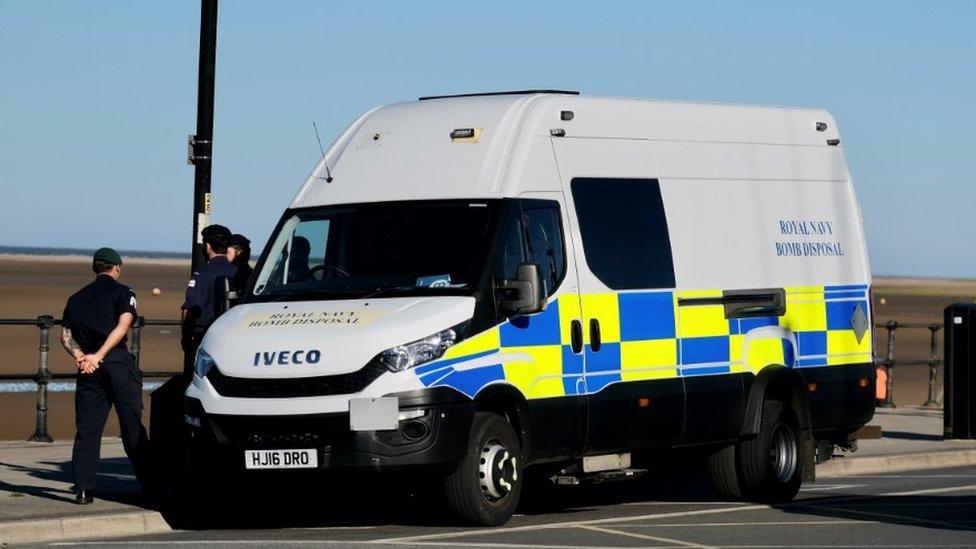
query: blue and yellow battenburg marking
413 284 872 399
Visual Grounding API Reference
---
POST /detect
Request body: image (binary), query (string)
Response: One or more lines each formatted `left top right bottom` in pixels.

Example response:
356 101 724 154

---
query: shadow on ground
777 493 976 532
0 456 144 507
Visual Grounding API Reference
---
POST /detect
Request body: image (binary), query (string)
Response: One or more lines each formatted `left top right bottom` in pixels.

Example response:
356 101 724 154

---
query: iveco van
182 91 875 525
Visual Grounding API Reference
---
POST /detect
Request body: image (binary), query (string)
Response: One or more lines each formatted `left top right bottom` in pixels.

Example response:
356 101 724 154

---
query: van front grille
206 362 386 398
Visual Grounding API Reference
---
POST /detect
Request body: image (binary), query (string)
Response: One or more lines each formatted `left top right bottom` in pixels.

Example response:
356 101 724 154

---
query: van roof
292 93 841 209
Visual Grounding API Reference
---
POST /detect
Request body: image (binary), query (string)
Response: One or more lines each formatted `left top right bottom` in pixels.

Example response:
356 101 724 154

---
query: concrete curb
818 448 976 478
0 510 171 546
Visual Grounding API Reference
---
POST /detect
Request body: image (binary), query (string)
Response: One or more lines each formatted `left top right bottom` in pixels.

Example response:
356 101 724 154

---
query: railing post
923 323 941 407
880 321 897 408
28 315 54 443
131 315 145 370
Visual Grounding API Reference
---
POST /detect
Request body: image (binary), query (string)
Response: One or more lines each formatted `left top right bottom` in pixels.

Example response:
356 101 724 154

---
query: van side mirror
498 263 546 316
214 277 240 319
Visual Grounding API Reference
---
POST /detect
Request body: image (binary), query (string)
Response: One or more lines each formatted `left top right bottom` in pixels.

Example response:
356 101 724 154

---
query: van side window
570 178 675 290
495 213 526 282
522 202 566 297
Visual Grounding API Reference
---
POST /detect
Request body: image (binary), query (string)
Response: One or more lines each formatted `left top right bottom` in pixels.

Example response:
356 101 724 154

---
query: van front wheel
442 412 523 526
738 399 803 502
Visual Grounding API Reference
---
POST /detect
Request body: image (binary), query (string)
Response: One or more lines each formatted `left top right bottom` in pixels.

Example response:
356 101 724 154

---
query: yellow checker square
557 293 582 346
582 293 621 343
501 345 564 398
620 339 678 381
676 289 728 338
746 336 786 372
443 327 500 359
729 334 747 373
780 298 826 332
826 330 872 365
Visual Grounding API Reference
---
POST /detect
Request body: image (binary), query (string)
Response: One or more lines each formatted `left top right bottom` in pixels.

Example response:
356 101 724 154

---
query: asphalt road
37 464 976 548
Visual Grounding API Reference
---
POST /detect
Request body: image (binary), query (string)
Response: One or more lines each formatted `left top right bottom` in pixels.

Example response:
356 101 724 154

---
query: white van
182 91 875 525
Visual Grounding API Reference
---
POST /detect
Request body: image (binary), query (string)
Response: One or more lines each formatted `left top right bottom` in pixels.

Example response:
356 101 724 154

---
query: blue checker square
585 372 621 393
561 345 584 376
680 364 730 377
782 338 796 367
618 292 675 340
563 375 584 396
825 284 868 292
500 301 561 347
826 299 867 331
798 357 825 368
681 336 730 365
736 316 780 334
796 331 827 357
585 342 621 372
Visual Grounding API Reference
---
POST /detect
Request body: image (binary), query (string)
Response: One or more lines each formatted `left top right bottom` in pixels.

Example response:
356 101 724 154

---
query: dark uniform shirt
62 275 138 359
182 255 237 330
232 262 253 295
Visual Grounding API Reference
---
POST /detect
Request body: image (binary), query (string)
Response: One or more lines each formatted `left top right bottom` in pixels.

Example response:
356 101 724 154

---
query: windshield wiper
264 288 361 302
360 286 422 300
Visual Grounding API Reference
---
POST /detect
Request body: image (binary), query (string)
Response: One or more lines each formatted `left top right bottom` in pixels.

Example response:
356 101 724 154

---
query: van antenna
312 121 334 183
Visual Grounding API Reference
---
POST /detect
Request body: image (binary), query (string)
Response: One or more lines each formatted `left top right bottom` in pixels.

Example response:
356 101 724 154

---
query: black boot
75 489 94 504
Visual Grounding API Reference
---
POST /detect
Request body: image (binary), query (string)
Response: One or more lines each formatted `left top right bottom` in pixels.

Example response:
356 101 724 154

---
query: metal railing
0 316 181 442
0 315 946 441
875 321 942 409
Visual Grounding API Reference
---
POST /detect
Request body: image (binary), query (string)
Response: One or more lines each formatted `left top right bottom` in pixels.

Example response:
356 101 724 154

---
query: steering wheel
309 264 351 281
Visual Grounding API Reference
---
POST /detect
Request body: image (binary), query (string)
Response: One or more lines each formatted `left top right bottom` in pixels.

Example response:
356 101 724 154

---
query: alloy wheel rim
769 423 798 483
479 439 518 501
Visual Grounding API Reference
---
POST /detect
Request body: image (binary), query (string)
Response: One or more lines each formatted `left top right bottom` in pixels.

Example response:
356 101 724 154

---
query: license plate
244 449 318 470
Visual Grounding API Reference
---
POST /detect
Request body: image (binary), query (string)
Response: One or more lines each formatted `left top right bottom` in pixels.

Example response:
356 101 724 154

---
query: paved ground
2 407 975 546
31 464 976 548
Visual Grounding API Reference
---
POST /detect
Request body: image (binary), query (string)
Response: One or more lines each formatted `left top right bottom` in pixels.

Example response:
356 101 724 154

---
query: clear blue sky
1 1 973 277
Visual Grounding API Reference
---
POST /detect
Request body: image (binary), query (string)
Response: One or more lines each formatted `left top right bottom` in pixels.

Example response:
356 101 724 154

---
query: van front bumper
182 388 474 473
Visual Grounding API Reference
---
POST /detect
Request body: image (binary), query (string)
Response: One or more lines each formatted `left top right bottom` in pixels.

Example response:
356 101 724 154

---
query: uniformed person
60 248 149 504
181 224 237 375
227 233 253 293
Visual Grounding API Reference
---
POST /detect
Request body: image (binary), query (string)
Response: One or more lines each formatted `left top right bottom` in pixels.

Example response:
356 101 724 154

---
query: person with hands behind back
60 247 149 504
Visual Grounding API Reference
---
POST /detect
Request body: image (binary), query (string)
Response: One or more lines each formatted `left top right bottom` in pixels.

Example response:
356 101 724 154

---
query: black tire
442 411 523 526
705 443 742 499
738 399 803 502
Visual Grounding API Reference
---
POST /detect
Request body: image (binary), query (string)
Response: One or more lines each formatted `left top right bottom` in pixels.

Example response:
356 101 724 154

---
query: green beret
93 247 123 266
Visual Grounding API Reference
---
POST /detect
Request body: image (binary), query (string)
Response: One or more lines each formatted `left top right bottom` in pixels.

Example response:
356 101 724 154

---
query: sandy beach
0 254 974 441
0 255 187 441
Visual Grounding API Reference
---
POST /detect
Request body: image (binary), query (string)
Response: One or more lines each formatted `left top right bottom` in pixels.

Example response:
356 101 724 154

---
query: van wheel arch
742 365 813 437
474 385 531 458
741 364 815 482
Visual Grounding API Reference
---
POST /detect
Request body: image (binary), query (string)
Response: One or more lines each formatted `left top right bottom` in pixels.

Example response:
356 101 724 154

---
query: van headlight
195 348 216 378
381 328 457 372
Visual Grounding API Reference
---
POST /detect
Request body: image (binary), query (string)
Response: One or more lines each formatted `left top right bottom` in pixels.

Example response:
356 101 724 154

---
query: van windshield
249 200 502 302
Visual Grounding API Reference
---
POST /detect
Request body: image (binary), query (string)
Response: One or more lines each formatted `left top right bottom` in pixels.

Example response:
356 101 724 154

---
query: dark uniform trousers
72 351 149 491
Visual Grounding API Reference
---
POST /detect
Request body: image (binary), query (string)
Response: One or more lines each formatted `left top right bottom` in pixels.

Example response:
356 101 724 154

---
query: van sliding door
552 138 684 453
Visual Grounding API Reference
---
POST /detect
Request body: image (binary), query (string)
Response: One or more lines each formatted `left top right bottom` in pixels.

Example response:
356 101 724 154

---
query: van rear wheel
738 399 803 502
442 411 523 526
705 443 742 499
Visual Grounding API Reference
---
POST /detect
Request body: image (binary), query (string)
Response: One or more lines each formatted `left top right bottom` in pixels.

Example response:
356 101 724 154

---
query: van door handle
570 320 583 354
589 318 601 352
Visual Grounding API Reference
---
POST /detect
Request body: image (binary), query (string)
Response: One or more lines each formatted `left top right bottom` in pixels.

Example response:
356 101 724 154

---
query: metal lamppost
187 0 218 272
